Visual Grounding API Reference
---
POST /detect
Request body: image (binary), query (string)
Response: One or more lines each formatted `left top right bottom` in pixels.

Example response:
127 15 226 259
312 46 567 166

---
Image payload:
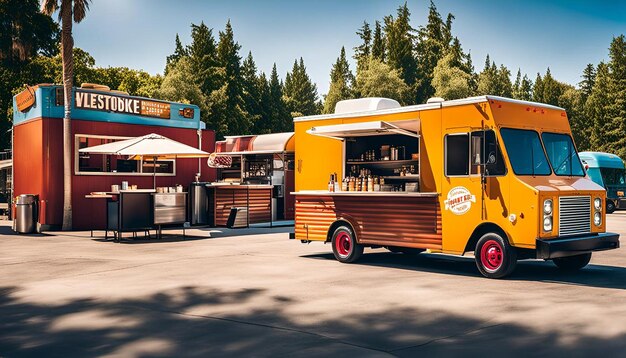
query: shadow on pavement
1 284 626 357
302 251 626 290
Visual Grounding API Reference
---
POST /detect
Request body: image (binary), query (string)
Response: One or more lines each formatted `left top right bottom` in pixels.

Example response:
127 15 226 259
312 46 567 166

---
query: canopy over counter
306 120 420 140
215 132 294 156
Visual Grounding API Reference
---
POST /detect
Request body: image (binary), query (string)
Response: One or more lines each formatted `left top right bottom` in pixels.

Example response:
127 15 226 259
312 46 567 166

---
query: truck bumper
536 232 620 259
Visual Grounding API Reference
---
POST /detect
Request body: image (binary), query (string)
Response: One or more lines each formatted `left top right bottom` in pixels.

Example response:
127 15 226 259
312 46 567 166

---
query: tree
559 86 587 151
604 35 626 157
268 64 291 132
353 21 371 74
415 0 453 103
431 52 472 100
283 58 320 117
158 57 208 114
241 51 262 132
41 0 91 230
214 20 249 137
371 21 385 62
0 0 58 149
188 22 221 100
165 34 188 75
579 63 596 102
323 47 355 114
587 62 612 152
355 57 410 103
384 3 418 94
476 56 512 97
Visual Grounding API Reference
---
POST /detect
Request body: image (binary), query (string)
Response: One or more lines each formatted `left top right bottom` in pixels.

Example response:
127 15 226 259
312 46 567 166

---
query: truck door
441 129 509 253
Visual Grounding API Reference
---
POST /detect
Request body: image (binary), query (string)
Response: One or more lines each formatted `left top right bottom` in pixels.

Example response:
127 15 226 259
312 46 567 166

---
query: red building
12 84 215 230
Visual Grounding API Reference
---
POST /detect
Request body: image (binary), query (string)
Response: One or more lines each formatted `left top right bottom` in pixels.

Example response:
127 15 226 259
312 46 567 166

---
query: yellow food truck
292 96 620 278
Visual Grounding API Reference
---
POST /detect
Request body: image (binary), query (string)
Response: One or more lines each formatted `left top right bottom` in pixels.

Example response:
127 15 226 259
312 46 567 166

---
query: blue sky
72 0 626 96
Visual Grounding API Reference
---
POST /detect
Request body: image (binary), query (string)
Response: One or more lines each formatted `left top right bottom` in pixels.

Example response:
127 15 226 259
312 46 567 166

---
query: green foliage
415 0 455 103
384 3 417 90
371 21 385 62
165 34 188 75
323 47 355 114
477 56 512 97
283 58 321 117
431 53 471 100
355 56 410 103
353 21 371 74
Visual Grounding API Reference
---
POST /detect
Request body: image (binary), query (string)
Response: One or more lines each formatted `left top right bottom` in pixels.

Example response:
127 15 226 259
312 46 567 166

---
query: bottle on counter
341 178 348 191
328 173 335 192
367 176 374 192
349 176 356 191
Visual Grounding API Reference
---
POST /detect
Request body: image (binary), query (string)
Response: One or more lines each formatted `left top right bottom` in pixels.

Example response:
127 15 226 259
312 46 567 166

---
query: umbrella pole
153 156 156 190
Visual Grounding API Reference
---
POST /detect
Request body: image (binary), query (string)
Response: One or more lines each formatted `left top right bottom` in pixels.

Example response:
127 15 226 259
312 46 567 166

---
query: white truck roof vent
334 97 401 114
426 97 445 104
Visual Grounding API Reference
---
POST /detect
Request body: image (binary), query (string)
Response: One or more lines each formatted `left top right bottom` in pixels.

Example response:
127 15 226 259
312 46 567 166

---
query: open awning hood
306 120 419 140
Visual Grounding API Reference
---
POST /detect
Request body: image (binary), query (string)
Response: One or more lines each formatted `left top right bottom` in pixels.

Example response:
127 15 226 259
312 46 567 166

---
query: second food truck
292 96 620 278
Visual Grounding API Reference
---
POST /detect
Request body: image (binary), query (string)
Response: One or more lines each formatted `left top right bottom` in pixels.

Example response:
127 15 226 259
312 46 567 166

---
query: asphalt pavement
1 215 626 357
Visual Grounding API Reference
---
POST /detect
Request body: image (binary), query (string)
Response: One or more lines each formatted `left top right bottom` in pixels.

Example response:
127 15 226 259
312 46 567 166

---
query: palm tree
41 0 90 230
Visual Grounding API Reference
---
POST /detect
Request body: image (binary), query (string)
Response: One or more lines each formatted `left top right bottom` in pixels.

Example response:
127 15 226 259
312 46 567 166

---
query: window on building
75 135 175 176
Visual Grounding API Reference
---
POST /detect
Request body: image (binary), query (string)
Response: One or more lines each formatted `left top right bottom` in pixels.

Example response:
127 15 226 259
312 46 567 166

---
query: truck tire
553 253 592 271
387 246 424 255
331 225 363 263
607 200 616 214
475 232 517 279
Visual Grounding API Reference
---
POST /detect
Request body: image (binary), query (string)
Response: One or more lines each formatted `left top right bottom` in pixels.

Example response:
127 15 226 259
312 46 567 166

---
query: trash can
14 194 38 234
226 207 248 228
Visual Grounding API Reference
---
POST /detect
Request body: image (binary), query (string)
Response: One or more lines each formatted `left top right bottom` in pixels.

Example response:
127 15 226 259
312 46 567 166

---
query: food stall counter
205 184 273 226
293 190 439 197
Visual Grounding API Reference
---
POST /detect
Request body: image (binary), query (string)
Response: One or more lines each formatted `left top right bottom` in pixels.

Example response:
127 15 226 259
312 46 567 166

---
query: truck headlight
594 198 602 210
543 199 553 215
543 216 553 231
594 212 602 226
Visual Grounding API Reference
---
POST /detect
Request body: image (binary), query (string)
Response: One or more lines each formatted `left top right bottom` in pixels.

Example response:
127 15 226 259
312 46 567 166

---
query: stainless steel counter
152 192 187 225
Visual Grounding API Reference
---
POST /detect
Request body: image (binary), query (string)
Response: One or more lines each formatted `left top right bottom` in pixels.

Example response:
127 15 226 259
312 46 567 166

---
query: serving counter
206 184 273 226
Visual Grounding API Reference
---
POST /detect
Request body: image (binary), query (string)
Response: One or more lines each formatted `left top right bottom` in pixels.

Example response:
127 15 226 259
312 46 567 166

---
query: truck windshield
541 132 585 176
500 128 551 175
600 168 626 185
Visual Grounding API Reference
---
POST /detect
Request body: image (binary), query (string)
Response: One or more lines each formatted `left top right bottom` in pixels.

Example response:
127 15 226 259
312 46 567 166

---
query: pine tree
605 35 626 157
269 64 291 132
540 68 563 106
579 63 596 102
519 74 533 101
255 72 273 134
512 69 522 99
215 20 249 136
384 3 418 91
533 72 544 102
416 0 455 103
587 63 610 151
371 20 385 62
283 58 320 117
324 47 355 114
354 21 371 73
241 51 262 133
188 22 220 96
165 34 188 75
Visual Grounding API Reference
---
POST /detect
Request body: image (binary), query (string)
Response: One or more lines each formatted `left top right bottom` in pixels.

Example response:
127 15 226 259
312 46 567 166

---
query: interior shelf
381 175 419 180
346 159 417 165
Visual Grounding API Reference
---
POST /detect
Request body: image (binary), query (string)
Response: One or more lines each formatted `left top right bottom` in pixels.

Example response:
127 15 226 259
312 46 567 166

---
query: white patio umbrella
79 133 210 189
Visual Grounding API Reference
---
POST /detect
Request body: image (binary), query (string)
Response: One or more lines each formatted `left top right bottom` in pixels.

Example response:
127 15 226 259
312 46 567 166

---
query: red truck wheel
475 233 517 279
331 225 363 263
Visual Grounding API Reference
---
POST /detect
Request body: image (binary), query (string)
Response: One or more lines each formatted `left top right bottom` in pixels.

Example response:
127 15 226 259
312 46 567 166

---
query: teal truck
579 151 626 213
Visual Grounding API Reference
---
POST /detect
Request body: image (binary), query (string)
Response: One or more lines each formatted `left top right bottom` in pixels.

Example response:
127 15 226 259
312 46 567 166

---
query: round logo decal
444 186 476 215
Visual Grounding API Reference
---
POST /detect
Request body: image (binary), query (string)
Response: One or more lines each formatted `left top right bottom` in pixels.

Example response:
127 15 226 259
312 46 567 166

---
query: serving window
75 134 175 176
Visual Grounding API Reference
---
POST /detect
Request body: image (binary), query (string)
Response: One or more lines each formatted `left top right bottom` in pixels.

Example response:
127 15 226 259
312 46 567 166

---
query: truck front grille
558 196 591 236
